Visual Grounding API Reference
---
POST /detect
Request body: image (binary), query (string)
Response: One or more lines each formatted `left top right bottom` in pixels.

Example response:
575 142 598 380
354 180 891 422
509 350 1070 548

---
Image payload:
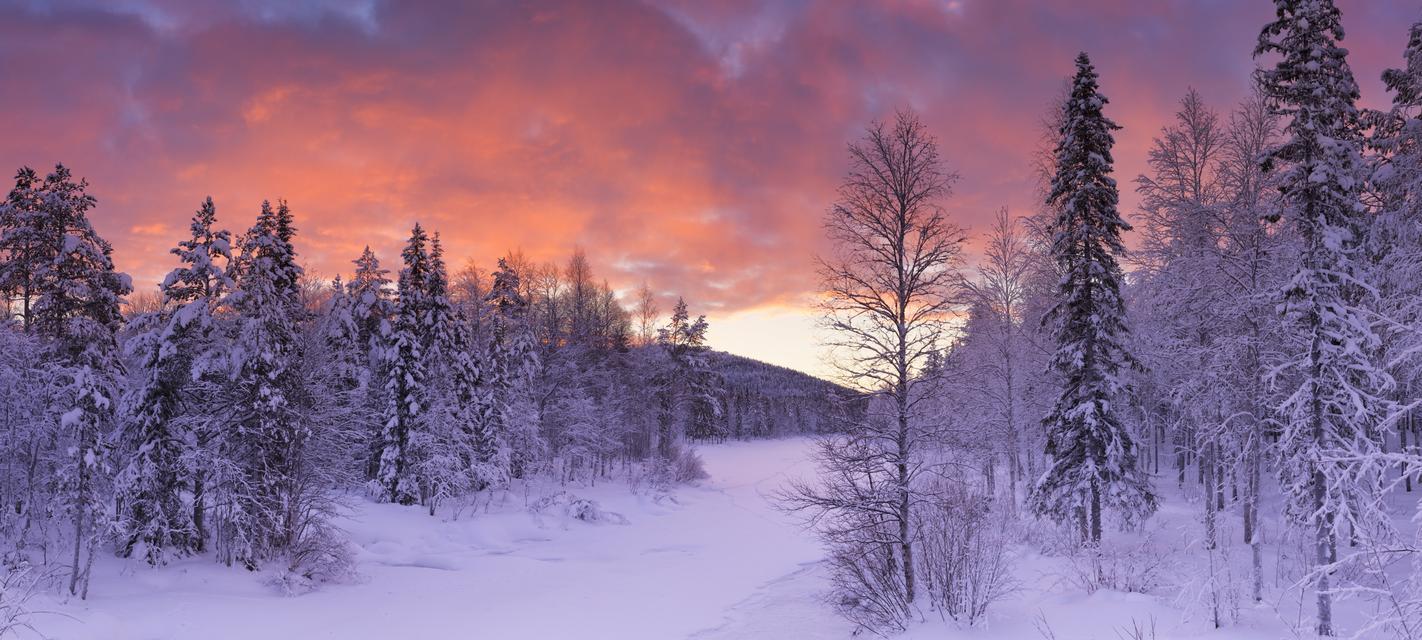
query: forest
786 4 1422 638
0 174 850 609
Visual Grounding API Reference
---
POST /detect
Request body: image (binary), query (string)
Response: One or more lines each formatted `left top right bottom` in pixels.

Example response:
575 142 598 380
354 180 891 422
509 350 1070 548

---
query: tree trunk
1403 414 1413 492
1245 422 1263 603
1315 468 1333 637
1089 480 1102 545
193 472 207 552
1203 441 1217 551
897 391 915 603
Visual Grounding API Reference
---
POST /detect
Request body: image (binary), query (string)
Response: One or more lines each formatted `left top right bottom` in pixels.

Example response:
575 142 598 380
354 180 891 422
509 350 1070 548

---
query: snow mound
529 491 629 527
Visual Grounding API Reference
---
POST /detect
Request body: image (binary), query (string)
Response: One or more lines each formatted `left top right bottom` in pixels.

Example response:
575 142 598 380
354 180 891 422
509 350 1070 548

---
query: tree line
0 174 848 598
792 2 1422 636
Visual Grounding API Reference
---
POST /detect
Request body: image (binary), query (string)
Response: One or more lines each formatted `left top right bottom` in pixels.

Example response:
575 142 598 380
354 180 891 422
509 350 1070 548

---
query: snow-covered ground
25 438 1395 639
30 439 828 640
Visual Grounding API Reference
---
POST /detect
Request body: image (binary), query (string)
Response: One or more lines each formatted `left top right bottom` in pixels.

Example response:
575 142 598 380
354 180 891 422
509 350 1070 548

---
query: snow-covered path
36 438 839 640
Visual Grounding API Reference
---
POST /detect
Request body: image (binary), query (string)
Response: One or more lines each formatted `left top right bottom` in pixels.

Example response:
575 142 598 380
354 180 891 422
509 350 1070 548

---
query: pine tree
379 224 432 505
0 165 132 597
425 234 456 367
1372 20 1422 415
323 276 364 398
412 233 471 513
349 246 395 363
218 200 306 568
657 298 721 444
484 257 540 478
1029 53 1155 545
1256 2 1395 634
1375 20 1422 636
0 167 50 329
117 197 233 564
347 247 394 479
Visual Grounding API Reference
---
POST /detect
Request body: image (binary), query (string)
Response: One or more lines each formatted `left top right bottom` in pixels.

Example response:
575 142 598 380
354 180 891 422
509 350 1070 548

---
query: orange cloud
0 0 1413 319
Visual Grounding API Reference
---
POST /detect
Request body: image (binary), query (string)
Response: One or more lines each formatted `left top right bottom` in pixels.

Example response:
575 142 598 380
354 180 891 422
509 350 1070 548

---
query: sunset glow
1 0 1414 376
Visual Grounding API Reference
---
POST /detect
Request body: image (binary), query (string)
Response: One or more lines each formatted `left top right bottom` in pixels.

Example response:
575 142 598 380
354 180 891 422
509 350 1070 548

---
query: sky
1 0 1417 378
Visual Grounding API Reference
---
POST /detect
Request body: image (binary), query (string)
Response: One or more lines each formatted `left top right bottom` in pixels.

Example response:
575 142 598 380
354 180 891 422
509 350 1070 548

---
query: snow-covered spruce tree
379 224 433 505
4 165 132 598
116 196 233 564
1372 20 1422 468
483 257 541 480
0 170 57 553
411 233 470 514
656 298 721 447
1028 54 1155 546
216 200 306 568
1255 2 1394 635
347 246 394 480
0 168 50 330
322 276 372 433
1364 17 1422 639
424 234 457 368
784 110 966 629
349 247 395 364
445 315 497 494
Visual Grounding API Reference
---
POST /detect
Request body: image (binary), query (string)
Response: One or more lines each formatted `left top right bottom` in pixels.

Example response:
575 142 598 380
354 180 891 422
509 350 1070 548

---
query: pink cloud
0 0 1413 308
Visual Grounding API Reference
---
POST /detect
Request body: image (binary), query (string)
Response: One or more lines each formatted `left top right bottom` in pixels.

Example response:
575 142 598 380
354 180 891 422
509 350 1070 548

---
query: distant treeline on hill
703 351 860 441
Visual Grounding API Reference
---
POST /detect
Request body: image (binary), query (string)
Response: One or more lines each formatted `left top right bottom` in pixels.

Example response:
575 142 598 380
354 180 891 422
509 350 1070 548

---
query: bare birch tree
783 109 965 629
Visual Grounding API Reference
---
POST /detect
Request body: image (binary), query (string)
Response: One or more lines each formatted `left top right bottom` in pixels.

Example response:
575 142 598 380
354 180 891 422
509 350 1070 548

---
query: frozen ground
30 439 828 640
26 438 1396 639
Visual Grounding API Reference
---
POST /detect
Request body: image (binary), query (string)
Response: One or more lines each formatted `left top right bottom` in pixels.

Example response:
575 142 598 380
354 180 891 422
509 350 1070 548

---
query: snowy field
29 439 827 640
24 437 1389 639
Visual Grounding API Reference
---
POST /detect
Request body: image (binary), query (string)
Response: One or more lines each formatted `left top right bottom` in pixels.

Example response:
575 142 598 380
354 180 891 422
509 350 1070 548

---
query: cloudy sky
1 0 1416 375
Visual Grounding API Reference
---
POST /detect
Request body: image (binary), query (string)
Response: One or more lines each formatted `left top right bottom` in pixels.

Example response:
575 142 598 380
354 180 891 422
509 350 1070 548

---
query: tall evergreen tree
1029 53 1155 545
322 276 364 407
117 197 233 564
379 224 432 505
1255 2 1394 635
0 167 51 329
347 246 394 479
0 165 132 597
1372 20 1422 418
484 257 540 478
349 246 394 363
218 200 305 568
656 298 720 445
425 234 456 366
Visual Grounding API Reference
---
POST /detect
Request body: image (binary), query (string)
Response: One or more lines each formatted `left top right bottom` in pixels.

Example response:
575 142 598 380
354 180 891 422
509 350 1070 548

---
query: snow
32 439 823 640
25 438 1397 639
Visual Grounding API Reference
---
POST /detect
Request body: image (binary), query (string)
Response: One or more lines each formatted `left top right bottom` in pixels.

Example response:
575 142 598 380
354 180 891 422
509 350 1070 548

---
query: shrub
1061 532 1171 595
824 516 915 633
916 484 1017 626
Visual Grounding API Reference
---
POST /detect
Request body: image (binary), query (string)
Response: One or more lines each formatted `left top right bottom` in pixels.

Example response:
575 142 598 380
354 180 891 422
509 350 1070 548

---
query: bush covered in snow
529 491 629 527
266 521 359 596
0 555 53 637
916 486 1016 626
1060 532 1174 596
631 442 708 495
